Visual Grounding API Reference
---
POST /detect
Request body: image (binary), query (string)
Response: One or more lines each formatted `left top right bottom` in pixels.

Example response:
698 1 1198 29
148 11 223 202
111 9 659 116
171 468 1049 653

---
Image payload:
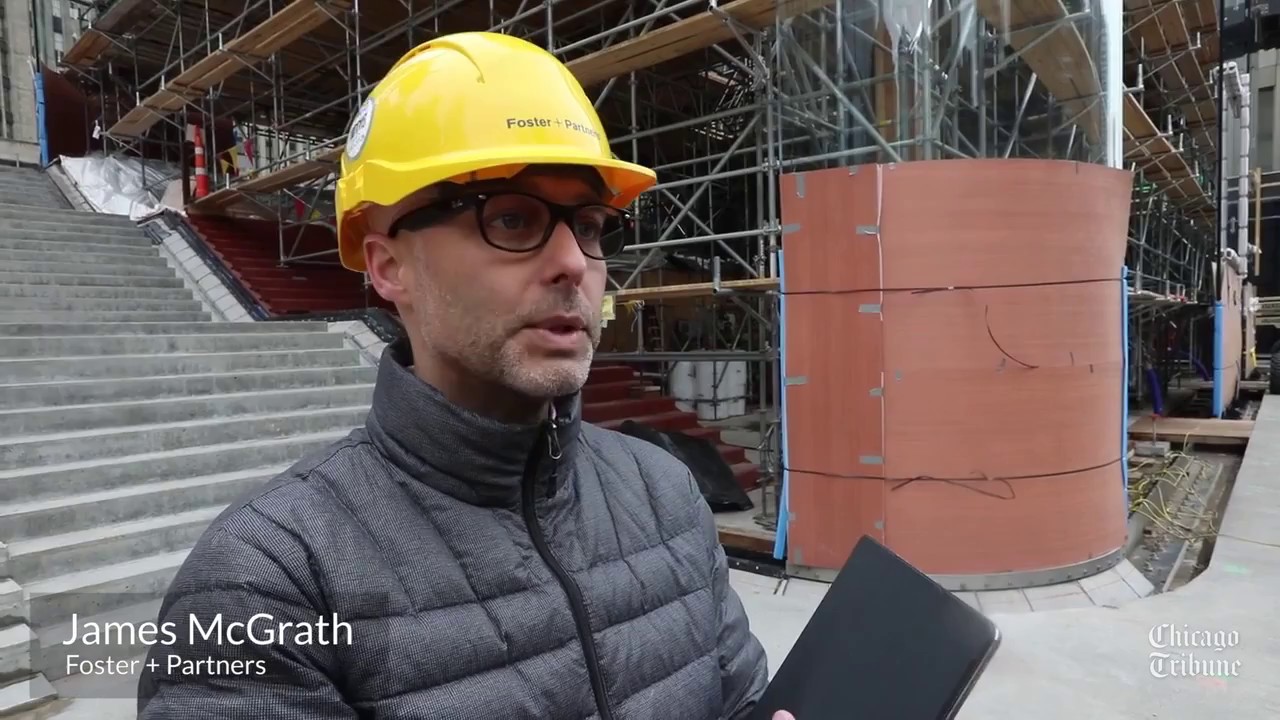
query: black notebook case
747 535 1001 720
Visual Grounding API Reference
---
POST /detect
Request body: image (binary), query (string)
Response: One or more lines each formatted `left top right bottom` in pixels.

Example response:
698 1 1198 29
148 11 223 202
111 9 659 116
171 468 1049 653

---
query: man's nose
540 220 590 284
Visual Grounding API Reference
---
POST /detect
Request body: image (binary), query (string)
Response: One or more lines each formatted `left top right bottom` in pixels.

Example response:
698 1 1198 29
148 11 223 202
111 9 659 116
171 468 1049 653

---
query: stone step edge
0 402 369 449
0 672 56 715
0 428 351 482
7 506 231 562
0 382 376 420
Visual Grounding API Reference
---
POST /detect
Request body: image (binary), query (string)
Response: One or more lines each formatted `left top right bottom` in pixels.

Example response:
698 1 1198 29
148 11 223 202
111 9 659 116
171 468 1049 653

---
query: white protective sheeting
57 153 186 220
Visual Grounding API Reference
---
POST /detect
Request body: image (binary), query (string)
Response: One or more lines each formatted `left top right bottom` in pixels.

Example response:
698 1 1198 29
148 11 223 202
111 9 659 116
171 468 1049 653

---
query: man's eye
574 219 603 238
489 213 528 230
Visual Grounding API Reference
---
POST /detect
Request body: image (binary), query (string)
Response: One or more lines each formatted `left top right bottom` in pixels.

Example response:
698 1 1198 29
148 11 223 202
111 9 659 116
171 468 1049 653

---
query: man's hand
772 712 795 720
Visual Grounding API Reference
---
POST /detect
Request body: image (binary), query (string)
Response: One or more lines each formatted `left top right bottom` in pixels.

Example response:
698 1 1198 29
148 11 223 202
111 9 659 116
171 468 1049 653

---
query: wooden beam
189 146 343 213
188 0 837 211
107 0 351 139
610 277 780 301
566 0 834 87
1128 416 1253 446
60 0 154 68
974 0 1102 143
718 526 777 555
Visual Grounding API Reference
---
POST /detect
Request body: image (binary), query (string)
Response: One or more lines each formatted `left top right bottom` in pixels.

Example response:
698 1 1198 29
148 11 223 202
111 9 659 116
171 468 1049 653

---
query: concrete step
0 466 277 543
0 180 57 196
0 191 67 210
0 201 68 215
0 164 58 175
0 283 195 302
0 330 343 359
0 236 158 256
0 320 327 336
0 347 362 382
0 297 206 314
0 187 60 203
0 227 151 248
0 217 144 239
0 404 370 472
0 246 168 267
0 364 376 409
8 507 226 583
0 624 34 678
0 383 375 435
0 271 184 288
38 599 162 680
25 550 189 630
0 674 56 715
0 170 55 186
0 206 136 228
0 168 58 184
0 579 20 619
0 310 212 323
0 181 58 197
0 258 179 278
0 430 349 504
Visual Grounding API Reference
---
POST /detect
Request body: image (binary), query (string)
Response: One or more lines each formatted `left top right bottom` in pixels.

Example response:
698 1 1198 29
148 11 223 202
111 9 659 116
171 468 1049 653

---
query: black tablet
748 535 1001 720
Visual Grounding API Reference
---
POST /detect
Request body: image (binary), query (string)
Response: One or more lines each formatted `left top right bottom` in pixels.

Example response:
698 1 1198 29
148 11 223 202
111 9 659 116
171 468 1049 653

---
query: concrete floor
741 397 1280 719
10 400 1279 719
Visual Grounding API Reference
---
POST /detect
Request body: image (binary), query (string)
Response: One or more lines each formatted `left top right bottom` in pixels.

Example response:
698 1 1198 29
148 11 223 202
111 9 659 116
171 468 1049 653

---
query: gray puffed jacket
136 338 769 718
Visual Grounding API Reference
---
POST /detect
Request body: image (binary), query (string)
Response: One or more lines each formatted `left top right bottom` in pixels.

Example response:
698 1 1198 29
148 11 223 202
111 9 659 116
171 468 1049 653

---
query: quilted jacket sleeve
136 513 357 719
690 471 770 719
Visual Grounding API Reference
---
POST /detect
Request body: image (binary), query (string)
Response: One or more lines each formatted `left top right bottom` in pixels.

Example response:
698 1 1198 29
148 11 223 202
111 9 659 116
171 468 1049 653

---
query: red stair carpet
186 214 394 316
582 365 761 491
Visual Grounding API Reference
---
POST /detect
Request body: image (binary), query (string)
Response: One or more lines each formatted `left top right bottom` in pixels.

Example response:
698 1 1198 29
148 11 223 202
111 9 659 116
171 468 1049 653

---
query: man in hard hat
137 32 775 719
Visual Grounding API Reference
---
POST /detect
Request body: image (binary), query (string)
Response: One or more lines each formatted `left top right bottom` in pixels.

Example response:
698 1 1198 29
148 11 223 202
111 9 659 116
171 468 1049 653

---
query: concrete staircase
0 166 375 713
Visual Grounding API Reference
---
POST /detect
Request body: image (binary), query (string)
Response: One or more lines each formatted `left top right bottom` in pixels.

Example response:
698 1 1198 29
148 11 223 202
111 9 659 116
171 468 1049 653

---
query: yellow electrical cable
1126 428 1224 542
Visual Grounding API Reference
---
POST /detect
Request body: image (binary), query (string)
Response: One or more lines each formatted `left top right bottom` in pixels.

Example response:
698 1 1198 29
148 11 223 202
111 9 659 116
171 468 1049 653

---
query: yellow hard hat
334 31 657 272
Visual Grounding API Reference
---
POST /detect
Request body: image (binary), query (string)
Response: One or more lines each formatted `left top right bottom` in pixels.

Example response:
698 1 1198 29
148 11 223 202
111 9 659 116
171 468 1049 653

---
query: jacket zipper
520 406 616 720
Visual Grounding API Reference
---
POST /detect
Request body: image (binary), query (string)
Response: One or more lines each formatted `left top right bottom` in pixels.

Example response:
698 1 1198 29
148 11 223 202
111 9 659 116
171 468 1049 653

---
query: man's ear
363 232 411 305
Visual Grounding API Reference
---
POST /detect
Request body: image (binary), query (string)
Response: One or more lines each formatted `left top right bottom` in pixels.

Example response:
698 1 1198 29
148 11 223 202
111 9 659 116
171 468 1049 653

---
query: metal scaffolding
58 0 1226 489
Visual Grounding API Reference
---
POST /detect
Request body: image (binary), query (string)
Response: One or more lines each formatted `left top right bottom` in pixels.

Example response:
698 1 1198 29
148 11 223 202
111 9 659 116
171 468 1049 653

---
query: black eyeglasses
387 191 634 260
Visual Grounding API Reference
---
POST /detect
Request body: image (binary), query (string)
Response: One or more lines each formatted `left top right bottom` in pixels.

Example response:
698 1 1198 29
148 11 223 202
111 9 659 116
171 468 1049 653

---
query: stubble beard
496 324 599 399
418 283 602 402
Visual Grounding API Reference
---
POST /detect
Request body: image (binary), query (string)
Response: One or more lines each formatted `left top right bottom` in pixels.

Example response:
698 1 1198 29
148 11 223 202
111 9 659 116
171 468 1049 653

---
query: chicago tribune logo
1148 623 1242 678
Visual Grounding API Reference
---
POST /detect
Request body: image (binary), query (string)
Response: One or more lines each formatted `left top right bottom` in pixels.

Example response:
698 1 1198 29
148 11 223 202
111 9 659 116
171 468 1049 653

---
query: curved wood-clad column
781 159 1133 586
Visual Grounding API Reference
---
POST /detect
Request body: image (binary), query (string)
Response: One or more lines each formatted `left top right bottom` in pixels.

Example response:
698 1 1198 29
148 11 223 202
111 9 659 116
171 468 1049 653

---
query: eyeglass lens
479 193 627 259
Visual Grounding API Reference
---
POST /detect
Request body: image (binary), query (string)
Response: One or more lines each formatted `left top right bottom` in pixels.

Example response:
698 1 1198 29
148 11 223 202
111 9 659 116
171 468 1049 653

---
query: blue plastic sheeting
1213 302 1225 418
773 248 791 560
1121 267 1130 506
34 71 49 167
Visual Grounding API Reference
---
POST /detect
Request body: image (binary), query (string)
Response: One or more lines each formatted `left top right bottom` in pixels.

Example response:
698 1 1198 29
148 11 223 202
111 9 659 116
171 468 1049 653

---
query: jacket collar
365 338 581 508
